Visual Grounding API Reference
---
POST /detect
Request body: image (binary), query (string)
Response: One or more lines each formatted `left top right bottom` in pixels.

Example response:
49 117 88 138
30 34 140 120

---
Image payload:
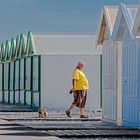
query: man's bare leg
79 94 85 116
68 104 76 112
80 106 88 118
66 104 76 118
79 94 88 118
80 108 84 116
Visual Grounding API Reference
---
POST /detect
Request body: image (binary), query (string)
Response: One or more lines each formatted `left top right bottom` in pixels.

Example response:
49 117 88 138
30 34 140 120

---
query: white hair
77 61 85 66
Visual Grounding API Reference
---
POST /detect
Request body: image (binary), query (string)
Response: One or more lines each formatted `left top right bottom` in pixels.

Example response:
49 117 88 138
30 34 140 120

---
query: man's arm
70 79 76 94
72 79 76 91
71 69 79 93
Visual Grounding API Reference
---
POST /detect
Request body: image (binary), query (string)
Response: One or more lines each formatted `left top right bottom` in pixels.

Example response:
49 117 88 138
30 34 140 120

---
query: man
66 61 89 118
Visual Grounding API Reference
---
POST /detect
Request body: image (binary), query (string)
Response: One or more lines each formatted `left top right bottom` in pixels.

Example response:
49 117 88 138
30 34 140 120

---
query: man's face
79 63 85 70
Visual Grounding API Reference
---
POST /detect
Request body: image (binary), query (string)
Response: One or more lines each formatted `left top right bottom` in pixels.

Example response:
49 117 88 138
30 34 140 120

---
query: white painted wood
20 91 24 104
25 57 31 90
20 59 24 90
102 42 117 123
10 91 14 103
33 92 39 107
15 91 19 104
116 43 122 125
15 60 19 90
4 63 9 90
26 91 31 106
33 56 39 91
10 62 14 90
4 91 8 103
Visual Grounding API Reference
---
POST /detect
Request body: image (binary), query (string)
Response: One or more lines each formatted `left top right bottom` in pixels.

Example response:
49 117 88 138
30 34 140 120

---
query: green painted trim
13 61 16 104
2 63 4 104
11 38 16 61
38 55 41 108
0 49 2 62
27 31 35 56
1 31 36 62
15 35 20 59
30 56 33 108
24 58 26 105
100 54 102 108
6 41 11 62
1 43 6 62
20 34 27 57
8 62 10 104
18 59 21 104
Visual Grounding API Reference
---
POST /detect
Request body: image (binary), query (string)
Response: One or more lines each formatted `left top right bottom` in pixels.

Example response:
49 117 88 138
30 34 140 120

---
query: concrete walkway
0 118 61 140
0 103 140 139
0 103 62 139
0 111 140 139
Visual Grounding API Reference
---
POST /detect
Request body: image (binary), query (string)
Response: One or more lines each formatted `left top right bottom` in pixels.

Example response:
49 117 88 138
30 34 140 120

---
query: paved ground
0 111 140 139
0 118 61 140
0 103 140 139
0 104 62 139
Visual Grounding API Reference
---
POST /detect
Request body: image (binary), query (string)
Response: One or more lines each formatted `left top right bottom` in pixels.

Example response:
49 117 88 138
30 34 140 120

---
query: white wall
40 54 101 111
33 34 98 55
102 43 117 122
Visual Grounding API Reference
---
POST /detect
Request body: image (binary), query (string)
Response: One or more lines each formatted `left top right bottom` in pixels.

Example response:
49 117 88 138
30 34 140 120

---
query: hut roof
96 6 118 45
132 1 140 37
0 32 99 63
112 3 137 41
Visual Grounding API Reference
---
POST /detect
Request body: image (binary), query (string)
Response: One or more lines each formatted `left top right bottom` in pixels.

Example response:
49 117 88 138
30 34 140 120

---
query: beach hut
0 43 10 103
0 44 6 103
112 3 139 128
4 41 12 103
18 34 27 104
9 38 16 104
24 32 35 106
96 6 123 124
13 34 28 104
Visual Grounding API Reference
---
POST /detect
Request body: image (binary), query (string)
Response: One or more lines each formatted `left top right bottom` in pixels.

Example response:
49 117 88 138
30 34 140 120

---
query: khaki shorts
72 90 87 108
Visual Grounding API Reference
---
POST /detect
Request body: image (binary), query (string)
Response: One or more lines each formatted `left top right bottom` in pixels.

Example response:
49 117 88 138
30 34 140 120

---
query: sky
0 0 139 42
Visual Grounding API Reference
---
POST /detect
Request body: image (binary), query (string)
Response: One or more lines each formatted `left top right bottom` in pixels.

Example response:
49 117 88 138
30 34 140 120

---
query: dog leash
45 94 69 108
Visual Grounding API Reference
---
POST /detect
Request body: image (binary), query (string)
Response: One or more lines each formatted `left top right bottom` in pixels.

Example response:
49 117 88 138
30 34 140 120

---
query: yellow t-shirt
72 68 89 90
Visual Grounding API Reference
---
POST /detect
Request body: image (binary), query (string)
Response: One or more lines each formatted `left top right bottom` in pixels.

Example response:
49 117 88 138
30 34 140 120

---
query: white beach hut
96 6 123 124
112 3 140 128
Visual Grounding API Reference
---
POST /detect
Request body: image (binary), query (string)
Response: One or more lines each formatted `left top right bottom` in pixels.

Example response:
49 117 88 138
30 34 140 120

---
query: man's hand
69 89 74 94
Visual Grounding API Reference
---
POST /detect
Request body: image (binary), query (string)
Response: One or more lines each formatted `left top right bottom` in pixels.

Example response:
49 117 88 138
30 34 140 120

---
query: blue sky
0 0 139 42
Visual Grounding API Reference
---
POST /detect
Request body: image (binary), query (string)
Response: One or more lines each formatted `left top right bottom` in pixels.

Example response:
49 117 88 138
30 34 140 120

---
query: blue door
122 41 140 128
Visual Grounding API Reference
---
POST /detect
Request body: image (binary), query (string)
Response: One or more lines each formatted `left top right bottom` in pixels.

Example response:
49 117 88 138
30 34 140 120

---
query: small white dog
38 108 48 118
